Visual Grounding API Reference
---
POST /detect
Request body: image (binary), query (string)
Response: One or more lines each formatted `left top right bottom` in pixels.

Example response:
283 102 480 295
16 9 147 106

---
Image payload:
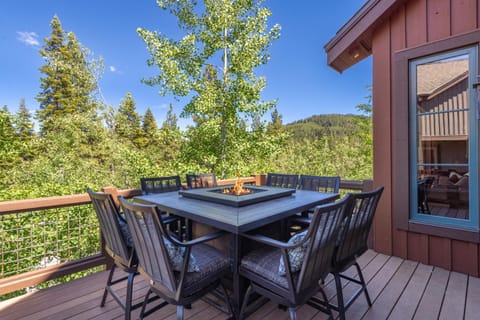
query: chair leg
219 282 233 316
101 264 116 307
139 289 153 320
288 307 297 320
355 262 372 306
177 305 184 320
334 272 346 320
124 272 135 320
239 285 253 320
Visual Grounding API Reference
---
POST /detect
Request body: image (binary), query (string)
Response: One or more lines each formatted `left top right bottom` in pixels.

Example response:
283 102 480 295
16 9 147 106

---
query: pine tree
14 98 35 160
15 98 34 140
161 103 178 130
268 107 284 133
36 15 100 134
160 104 181 164
142 107 158 137
0 106 19 173
115 92 142 144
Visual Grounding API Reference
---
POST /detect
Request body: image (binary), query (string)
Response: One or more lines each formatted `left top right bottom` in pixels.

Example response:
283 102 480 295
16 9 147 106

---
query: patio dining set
88 173 383 320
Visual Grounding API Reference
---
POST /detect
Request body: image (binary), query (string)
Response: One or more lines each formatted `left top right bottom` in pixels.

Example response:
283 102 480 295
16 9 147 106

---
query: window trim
394 30 480 242
409 47 478 229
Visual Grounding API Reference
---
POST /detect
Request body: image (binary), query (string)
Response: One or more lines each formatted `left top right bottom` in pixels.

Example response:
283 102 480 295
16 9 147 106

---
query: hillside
285 114 369 140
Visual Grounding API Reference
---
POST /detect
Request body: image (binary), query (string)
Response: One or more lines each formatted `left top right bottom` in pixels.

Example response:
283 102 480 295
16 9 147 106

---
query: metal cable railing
0 205 99 279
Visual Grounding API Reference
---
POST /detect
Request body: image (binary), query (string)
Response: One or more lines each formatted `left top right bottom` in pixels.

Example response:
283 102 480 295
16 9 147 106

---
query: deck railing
0 175 372 297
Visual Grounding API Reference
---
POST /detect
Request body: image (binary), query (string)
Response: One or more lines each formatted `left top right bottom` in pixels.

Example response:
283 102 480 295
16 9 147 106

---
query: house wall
370 0 480 275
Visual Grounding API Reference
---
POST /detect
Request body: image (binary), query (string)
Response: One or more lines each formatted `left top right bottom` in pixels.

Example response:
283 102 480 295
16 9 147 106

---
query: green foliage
0 107 20 175
138 0 282 178
286 113 367 140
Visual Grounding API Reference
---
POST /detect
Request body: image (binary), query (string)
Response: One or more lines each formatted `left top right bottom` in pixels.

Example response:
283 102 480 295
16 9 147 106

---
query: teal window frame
409 46 479 230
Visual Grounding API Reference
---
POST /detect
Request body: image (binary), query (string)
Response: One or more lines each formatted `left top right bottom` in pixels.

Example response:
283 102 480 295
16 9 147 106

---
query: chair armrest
168 231 228 247
289 216 310 225
241 232 307 250
161 215 181 224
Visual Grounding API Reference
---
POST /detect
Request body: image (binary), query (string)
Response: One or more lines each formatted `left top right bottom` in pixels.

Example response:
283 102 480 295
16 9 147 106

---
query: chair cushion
278 230 309 275
182 244 231 291
163 237 200 272
117 215 134 247
241 247 298 289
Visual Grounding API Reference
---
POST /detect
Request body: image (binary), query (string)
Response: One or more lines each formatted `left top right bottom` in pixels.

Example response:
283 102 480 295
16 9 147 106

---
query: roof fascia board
325 0 403 72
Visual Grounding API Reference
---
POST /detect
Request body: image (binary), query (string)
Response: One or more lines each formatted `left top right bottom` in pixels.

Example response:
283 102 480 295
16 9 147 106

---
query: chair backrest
333 186 384 268
119 197 178 297
140 175 182 194
265 173 298 189
296 195 349 294
87 188 132 268
298 175 340 193
186 173 218 189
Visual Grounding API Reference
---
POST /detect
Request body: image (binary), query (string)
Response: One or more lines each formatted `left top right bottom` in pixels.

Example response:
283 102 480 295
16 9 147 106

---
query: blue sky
0 1 371 128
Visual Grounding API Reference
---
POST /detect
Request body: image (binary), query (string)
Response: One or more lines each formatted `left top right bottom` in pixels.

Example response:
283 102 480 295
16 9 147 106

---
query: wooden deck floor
1 250 479 320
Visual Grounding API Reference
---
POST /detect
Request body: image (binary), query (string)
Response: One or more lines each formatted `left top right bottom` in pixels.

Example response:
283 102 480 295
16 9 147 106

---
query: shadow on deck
1 250 479 319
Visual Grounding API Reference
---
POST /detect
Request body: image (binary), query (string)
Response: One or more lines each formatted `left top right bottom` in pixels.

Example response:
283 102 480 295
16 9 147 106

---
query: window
409 47 478 229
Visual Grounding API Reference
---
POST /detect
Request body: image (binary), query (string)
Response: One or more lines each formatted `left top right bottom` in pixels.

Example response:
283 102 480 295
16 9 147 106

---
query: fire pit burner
179 186 295 207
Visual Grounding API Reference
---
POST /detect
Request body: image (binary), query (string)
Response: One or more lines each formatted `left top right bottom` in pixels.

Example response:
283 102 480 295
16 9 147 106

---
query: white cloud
17 31 40 47
109 65 116 72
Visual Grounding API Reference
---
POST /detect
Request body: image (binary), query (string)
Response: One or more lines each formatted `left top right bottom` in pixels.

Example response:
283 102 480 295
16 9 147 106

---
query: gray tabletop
135 187 338 233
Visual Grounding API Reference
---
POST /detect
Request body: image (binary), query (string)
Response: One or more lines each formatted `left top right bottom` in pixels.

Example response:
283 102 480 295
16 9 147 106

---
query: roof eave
324 0 405 73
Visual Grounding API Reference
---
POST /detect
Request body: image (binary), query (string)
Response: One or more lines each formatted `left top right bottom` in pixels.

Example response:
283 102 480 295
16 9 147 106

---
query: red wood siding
390 4 408 259
452 0 477 35
428 0 450 41
372 20 393 255
372 0 480 276
429 236 452 270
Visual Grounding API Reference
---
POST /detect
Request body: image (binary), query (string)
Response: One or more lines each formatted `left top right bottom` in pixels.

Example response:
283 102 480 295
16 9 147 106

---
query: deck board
439 271 468 320
0 250 478 320
465 275 480 320
413 266 449 320
361 259 417 320
346 255 403 320
388 263 433 320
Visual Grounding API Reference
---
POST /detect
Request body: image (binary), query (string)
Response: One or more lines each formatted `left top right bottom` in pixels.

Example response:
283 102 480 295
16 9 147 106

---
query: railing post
251 174 267 186
101 186 120 208
362 179 374 192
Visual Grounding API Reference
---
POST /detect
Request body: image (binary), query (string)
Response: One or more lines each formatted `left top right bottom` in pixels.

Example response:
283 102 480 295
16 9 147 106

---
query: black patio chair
265 173 299 189
298 174 340 193
119 197 233 320
238 196 350 320
308 186 384 320
289 175 341 232
87 188 143 320
186 173 218 189
140 175 188 239
140 175 183 194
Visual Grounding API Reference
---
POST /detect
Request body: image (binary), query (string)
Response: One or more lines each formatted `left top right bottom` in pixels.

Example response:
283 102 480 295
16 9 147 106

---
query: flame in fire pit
222 174 252 196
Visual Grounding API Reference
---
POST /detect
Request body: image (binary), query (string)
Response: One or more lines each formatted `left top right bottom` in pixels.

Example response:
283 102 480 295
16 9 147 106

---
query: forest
0 12 372 202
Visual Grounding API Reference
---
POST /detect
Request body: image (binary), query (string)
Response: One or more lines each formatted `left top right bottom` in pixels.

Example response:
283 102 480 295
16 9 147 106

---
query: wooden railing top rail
0 176 370 216
341 179 373 192
0 189 143 215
